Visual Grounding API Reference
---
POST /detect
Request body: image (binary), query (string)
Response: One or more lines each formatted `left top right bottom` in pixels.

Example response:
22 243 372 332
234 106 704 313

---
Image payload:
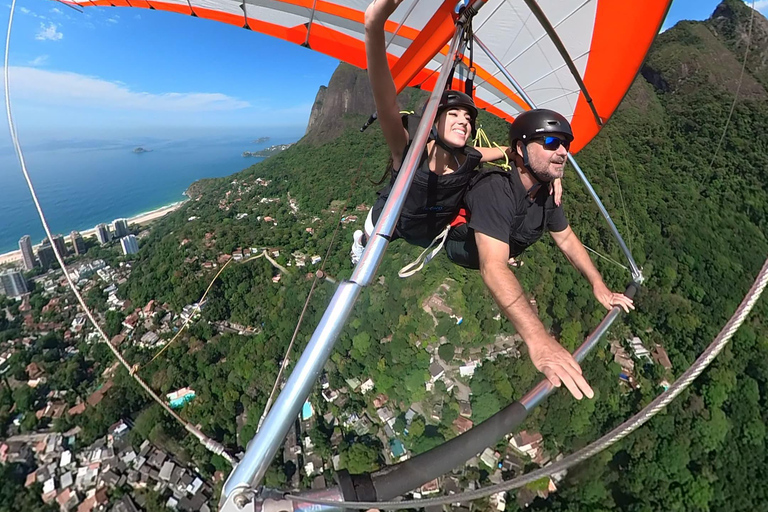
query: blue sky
1 0 766 145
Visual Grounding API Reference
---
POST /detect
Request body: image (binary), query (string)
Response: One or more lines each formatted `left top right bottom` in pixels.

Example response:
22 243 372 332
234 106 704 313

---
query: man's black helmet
509 109 573 145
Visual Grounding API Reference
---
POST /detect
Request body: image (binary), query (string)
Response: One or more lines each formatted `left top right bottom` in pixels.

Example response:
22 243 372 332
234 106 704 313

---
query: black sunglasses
533 135 570 152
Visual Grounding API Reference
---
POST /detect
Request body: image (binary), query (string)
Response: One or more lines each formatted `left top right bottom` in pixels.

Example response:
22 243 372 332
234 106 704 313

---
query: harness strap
398 223 452 278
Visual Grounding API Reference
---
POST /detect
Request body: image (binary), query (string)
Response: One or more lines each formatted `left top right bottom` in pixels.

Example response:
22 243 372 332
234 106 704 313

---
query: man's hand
593 281 634 313
527 335 594 400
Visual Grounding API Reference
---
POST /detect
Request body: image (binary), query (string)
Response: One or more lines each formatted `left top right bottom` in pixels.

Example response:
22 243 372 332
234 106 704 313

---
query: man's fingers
557 371 584 400
571 370 594 399
566 356 583 375
614 296 634 313
562 365 594 400
603 294 635 313
542 367 561 388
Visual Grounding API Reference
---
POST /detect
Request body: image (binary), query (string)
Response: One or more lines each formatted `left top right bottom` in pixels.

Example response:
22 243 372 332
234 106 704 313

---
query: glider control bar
473 35 644 284
219 2 487 510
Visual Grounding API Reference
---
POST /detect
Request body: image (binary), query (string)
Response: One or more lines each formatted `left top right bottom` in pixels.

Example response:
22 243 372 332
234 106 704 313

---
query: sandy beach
0 201 187 267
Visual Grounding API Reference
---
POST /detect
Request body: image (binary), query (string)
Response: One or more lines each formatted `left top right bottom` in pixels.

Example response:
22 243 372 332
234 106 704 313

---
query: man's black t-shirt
445 170 569 269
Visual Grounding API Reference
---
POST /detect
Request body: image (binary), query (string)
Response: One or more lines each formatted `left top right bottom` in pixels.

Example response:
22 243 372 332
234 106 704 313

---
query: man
445 109 634 400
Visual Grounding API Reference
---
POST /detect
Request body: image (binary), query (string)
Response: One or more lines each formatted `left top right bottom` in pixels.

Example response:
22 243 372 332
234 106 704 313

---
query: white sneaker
351 230 365 265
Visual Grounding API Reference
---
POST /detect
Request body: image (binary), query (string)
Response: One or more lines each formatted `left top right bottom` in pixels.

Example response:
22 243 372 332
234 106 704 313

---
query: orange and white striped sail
64 0 671 152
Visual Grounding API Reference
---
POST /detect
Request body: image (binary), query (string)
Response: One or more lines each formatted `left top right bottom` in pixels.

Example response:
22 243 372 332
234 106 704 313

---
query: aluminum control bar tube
364 283 638 500
474 36 644 284
219 8 479 510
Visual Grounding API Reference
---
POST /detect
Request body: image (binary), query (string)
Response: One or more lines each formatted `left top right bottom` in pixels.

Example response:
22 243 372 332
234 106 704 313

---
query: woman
352 0 560 265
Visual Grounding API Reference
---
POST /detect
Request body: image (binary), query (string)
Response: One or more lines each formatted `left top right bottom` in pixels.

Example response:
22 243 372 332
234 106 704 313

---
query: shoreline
0 200 187 267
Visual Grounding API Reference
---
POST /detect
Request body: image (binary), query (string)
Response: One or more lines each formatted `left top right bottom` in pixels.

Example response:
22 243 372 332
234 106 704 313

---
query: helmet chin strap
430 125 464 164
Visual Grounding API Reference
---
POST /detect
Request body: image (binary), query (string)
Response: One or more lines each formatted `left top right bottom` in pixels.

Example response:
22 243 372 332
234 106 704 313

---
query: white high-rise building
112 218 129 239
0 269 28 297
120 235 139 255
96 223 111 245
18 235 36 271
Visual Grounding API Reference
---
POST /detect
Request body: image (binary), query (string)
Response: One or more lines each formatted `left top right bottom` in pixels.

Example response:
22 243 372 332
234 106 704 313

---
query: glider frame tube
474 35 644 284
220 17 472 512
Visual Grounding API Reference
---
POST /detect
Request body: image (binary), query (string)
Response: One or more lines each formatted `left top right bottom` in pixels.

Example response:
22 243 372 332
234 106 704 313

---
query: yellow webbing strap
474 127 511 171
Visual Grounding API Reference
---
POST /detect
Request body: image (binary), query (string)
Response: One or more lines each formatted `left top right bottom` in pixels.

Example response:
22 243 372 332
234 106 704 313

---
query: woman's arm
365 0 409 168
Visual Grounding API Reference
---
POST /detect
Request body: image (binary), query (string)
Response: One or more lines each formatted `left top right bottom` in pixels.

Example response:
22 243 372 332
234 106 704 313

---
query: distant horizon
0 124 307 153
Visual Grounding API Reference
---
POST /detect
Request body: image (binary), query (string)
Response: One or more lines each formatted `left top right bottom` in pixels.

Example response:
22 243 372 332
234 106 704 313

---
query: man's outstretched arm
550 226 634 313
475 231 594 400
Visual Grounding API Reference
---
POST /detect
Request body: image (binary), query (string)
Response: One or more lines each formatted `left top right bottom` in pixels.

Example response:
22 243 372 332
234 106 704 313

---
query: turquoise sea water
0 134 299 254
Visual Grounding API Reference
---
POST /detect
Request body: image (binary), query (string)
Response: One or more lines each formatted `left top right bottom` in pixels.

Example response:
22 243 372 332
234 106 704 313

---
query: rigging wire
3 0 235 467
607 142 634 254
385 0 421 51
141 250 287 371
256 135 378 431
141 257 234 370
708 1 755 170
582 244 629 273
286 256 768 509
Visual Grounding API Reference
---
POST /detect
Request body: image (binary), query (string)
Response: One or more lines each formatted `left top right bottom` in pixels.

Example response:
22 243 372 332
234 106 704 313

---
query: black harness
371 115 482 247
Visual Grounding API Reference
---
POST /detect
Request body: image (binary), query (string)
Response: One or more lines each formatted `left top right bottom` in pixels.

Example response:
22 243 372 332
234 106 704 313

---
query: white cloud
50 7 62 14
18 6 44 18
107 17 118 23
745 0 768 15
35 22 63 41
4 66 252 112
28 55 49 66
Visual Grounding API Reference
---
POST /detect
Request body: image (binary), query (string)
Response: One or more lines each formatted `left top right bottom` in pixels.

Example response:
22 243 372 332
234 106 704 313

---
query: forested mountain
67 0 768 509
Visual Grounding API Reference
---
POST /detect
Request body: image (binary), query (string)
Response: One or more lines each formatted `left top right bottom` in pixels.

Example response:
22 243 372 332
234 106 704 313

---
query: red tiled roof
453 416 473 434
68 403 86 416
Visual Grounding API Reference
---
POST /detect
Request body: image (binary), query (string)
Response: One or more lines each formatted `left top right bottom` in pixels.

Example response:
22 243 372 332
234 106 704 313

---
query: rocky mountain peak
302 63 376 145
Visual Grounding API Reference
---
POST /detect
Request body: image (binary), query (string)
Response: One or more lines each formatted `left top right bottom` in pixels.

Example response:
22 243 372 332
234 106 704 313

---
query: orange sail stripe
144 0 192 15
307 24 369 69
391 0 458 93
570 0 671 153
126 0 152 8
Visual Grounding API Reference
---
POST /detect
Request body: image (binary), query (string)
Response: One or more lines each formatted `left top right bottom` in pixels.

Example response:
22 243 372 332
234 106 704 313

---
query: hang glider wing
65 0 671 152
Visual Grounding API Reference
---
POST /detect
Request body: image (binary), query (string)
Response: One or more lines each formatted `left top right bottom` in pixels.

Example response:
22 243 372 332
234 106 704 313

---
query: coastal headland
0 201 187 267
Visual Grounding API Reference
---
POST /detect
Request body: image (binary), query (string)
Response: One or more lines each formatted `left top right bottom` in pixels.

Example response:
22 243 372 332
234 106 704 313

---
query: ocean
0 134 299 254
